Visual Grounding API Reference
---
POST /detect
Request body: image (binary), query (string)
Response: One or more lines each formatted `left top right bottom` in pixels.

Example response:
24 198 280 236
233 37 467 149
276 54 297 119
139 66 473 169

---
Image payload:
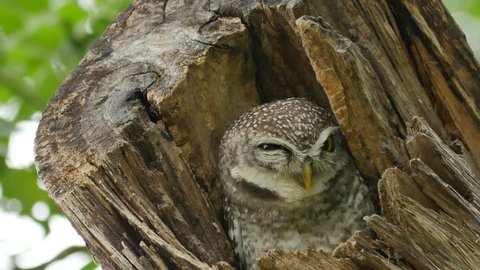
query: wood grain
35 0 480 269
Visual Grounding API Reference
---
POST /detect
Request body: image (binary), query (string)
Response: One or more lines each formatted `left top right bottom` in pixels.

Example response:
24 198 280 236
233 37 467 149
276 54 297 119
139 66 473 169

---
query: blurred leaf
58 2 89 25
444 0 480 19
0 86 12 102
0 12 23 35
26 24 65 51
1 167 48 214
80 259 98 270
0 119 15 137
15 0 49 12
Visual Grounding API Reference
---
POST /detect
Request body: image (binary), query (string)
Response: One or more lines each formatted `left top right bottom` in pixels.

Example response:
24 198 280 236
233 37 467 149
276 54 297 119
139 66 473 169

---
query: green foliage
444 0 480 18
0 0 130 268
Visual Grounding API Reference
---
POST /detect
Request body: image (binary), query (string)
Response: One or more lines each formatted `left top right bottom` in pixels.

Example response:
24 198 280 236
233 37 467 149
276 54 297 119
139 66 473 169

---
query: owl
218 98 374 270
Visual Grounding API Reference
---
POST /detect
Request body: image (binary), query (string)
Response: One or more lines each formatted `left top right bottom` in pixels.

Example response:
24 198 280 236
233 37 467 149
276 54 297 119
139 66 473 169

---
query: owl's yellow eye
322 135 334 152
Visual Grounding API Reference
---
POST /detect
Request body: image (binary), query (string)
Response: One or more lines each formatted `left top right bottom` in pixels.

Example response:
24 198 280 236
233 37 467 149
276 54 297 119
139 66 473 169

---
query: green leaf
0 120 15 137
57 2 89 26
15 0 49 12
26 23 65 50
80 259 98 270
1 167 49 215
0 5 24 34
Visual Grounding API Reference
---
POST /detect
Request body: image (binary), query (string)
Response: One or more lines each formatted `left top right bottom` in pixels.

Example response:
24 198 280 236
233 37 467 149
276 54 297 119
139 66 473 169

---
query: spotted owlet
218 98 374 270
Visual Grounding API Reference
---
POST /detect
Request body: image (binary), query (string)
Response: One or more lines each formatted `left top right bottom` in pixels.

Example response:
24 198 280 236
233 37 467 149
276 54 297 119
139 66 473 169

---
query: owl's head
220 98 353 204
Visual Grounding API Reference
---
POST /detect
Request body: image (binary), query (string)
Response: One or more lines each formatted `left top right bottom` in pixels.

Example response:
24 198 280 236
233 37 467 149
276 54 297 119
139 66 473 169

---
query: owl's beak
303 162 312 192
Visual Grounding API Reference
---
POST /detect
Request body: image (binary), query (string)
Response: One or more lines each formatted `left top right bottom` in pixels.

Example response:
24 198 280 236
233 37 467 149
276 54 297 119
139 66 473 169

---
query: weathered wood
34 0 480 269
36 3 257 268
322 118 480 270
257 249 360 270
339 117 480 270
399 0 480 167
333 232 411 270
406 117 480 209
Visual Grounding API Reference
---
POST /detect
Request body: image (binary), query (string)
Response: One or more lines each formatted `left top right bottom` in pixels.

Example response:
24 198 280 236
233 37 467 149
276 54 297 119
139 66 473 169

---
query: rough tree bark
34 0 480 269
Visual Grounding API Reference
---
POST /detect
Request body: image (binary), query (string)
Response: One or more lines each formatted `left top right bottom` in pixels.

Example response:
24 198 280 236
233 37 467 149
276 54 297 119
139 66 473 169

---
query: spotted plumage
218 98 374 270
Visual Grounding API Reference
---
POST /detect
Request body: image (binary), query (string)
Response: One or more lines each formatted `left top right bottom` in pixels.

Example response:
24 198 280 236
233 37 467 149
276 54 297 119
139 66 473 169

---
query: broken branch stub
34 0 480 269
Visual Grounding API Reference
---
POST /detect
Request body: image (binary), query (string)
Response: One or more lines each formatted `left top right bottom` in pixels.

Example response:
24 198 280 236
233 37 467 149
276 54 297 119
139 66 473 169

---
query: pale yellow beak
303 162 312 192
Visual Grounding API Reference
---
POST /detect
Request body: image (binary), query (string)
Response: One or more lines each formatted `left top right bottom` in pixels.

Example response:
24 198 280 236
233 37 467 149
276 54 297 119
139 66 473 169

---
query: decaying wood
257 249 360 270
34 0 480 269
255 117 480 270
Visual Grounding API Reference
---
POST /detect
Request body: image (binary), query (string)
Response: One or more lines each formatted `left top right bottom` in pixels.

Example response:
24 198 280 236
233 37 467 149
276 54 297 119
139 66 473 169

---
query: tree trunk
34 0 480 269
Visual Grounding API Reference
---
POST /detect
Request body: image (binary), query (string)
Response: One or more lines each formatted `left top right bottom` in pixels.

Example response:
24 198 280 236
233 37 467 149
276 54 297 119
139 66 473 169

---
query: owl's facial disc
242 127 345 201
221 98 346 202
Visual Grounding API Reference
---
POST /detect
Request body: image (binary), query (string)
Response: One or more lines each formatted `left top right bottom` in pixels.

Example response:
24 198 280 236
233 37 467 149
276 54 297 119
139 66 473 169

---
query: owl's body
219 98 374 270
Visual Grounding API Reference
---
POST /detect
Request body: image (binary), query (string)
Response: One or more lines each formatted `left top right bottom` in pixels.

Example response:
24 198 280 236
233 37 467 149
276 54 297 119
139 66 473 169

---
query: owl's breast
225 171 374 270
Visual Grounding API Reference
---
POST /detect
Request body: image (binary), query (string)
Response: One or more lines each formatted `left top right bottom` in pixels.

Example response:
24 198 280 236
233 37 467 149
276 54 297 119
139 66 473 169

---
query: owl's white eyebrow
309 126 339 154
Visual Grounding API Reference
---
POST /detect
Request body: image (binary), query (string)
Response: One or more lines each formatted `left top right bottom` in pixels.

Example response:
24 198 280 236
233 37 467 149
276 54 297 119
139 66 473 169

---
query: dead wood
35 0 480 269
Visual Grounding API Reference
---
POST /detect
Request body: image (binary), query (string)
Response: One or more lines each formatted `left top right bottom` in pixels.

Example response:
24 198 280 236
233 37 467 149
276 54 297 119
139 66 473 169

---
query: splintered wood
34 0 480 269
259 118 480 270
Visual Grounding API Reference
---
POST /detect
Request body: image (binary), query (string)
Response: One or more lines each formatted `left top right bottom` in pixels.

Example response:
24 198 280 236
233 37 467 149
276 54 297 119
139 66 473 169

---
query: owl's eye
258 143 287 152
322 135 335 152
